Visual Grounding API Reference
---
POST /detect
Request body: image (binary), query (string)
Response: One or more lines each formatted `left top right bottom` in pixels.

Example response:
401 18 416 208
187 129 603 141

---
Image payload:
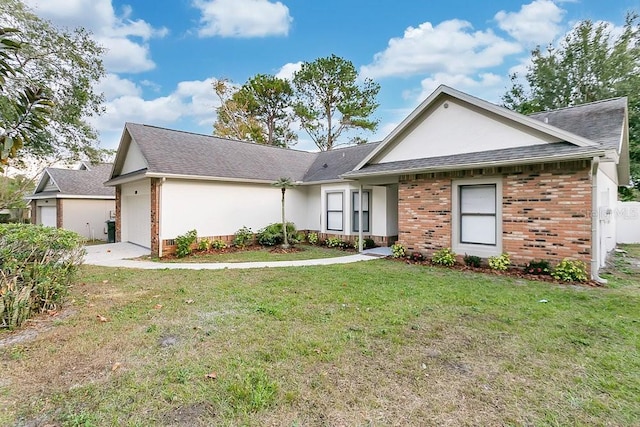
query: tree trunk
281 187 289 248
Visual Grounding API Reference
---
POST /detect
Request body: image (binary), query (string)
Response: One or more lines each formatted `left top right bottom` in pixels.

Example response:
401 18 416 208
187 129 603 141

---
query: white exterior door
124 193 151 248
39 206 57 227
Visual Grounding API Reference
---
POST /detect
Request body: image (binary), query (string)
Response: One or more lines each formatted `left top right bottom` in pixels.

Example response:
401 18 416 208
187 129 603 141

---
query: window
326 192 343 231
352 190 370 232
459 184 497 245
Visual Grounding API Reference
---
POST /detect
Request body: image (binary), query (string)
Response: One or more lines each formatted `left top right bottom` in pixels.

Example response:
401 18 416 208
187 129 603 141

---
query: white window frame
326 191 344 232
451 177 502 258
351 190 370 233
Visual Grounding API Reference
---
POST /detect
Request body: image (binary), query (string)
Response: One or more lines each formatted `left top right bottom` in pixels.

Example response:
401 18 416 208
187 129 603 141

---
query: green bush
432 248 456 266
551 259 588 282
325 236 348 249
233 226 253 248
354 237 376 250
488 253 511 271
525 259 551 275
197 238 210 252
175 229 197 258
0 224 84 329
257 222 297 246
307 232 319 245
390 243 405 258
463 254 482 268
210 239 227 250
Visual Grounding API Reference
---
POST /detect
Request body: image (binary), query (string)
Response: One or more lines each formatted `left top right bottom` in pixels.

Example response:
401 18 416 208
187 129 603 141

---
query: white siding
62 199 115 240
616 201 640 244
159 179 310 239
596 169 619 266
386 184 399 236
121 180 151 248
121 139 147 175
376 98 561 164
371 186 387 237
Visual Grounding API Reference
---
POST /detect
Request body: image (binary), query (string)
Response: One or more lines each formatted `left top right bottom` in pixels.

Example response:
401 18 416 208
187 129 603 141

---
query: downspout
590 157 607 284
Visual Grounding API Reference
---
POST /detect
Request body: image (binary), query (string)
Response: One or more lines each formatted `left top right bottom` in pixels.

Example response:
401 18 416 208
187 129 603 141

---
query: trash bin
106 220 116 243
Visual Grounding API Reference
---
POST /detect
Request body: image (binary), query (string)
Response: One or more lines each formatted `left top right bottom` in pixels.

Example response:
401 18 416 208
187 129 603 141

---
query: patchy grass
156 244 352 263
0 256 638 426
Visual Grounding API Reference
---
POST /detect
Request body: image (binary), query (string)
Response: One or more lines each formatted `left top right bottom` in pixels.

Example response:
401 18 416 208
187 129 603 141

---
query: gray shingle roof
528 97 626 151
126 123 316 182
344 142 605 178
35 163 114 197
303 142 380 182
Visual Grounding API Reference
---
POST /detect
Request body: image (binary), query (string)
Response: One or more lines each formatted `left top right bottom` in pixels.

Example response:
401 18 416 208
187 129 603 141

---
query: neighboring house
29 163 116 240
106 86 630 280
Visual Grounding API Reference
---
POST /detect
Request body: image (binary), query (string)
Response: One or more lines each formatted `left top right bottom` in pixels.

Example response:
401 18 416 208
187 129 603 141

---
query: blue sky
23 0 639 152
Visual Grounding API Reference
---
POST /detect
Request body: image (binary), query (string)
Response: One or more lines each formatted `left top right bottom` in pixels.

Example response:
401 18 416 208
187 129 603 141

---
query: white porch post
358 184 364 252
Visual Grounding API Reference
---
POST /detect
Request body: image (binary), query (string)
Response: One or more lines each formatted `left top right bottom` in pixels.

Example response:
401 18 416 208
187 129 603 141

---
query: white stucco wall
376 98 561 164
616 201 640 244
62 199 115 240
121 179 151 247
121 139 147 174
386 184 399 236
305 185 322 231
159 179 310 239
596 168 619 266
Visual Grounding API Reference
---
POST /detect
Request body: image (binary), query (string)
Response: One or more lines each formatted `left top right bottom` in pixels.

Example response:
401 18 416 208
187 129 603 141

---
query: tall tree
0 0 105 165
292 54 380 151
503 13 640 190
271 177 296 249
214 75 297 147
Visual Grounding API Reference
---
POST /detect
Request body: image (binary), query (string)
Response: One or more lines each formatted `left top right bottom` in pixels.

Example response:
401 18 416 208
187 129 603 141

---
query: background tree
292 54 380 151
0 0 105 165
272 177 295 249
503 13 640 192
215 75 297 148
213 79 264 142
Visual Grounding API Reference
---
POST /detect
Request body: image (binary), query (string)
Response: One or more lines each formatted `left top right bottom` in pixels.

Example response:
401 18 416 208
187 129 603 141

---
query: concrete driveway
83 242 382 270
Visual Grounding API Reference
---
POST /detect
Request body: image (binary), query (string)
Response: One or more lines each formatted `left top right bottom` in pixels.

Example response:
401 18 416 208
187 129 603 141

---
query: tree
292 54 380 151
0 0 105 165
213 79 263 142
214 75 297 148
271 177 296 249
503 13 640 191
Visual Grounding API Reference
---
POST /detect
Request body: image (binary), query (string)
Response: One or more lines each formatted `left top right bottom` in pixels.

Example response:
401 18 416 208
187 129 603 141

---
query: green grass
157 244 353 263
0 257 638 426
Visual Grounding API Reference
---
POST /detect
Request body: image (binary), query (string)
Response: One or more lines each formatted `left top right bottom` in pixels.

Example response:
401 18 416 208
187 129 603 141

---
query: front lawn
0 259 638 426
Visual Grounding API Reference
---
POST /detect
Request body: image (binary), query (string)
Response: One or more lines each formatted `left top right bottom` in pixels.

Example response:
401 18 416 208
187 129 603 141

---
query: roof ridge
528 97 626 115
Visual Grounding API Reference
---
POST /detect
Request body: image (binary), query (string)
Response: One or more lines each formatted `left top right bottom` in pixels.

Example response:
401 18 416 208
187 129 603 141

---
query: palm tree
271 177 296 249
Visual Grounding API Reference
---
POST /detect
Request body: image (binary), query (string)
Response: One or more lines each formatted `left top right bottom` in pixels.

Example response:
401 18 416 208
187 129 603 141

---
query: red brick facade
56 199 63 228
150 178 161 257
115 187 121 242
398 161 592 266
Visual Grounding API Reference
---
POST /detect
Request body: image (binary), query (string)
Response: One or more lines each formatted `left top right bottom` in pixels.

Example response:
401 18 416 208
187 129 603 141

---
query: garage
123 192 151 248
39 206 57 227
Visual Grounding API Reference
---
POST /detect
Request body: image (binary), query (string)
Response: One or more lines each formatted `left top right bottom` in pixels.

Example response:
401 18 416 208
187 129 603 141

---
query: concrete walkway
83 242 389 270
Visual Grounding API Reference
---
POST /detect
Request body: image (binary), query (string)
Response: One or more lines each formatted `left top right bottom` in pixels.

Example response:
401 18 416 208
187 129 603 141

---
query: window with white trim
459 184 497 245
352 190 370 232
326 192 343 231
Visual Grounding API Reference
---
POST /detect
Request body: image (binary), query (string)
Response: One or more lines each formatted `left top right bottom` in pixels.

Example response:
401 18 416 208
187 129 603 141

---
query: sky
22 0 640 153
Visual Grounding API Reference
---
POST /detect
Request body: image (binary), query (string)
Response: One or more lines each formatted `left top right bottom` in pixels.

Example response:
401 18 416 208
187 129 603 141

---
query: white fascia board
145 172 275 185
27 193 115 200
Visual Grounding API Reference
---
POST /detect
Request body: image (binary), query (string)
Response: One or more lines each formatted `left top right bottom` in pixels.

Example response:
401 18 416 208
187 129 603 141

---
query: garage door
124 194 151 248
39 206 57 227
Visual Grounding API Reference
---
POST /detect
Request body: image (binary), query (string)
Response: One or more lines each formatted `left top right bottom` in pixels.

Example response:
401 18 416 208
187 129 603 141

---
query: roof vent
322 163 328 168
544 117 549 123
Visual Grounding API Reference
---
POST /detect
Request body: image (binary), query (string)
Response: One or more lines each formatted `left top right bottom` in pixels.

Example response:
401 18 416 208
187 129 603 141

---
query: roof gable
32 163 115 198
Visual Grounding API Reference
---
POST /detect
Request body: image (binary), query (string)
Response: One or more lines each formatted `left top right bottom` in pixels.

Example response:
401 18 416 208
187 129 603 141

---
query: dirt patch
162 402 217 426
0 308 77 349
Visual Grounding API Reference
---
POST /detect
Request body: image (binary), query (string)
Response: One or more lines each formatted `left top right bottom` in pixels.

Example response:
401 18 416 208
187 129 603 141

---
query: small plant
257 222 296 246
390 243 405 258
210 239 227 250
432 247 456 266
353 237 377 250
325 236 346 248
463 254 482 268
197 238 210 252
410 251 426 262
233 226 253 248
307 232 319 245
524 259 551 275
175 229 197 258
488 253 511 271
551 259 588 282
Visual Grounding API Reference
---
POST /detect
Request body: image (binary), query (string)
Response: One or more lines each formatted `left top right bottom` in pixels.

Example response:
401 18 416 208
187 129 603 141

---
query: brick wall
30 200 37 224
56 199 63 228
151 178 160 257
397 161 592 265
115 187 121 242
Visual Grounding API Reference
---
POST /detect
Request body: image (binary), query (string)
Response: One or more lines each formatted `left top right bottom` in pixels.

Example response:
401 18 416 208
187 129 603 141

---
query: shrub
0 224 84 328
524 259 551 275
325 236 344 248
390 243 405 258
353 237 375 250
307 232 319 245
175 229 197 258
257 222 296 246
488 253 511 271
551 259 588 282
291 232 305 244
463 254 482 268
197 238 210 252
233 226 253 248
432 248 456 266
210 239 227 250
410 252 425 262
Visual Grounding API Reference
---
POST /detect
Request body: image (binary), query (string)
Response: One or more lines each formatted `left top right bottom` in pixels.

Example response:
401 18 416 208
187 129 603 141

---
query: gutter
590 156 607 284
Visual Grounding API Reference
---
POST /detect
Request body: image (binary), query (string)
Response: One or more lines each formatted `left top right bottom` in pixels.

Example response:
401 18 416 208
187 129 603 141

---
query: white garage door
39 206 57 227
124 194 151 248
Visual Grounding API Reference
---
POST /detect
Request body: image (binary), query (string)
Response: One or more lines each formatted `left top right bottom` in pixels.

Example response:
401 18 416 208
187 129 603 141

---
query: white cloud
275 62 303 80
417 73 505 103
23 0 168 73
95 74 141 101
361 19 522 79
193 0 292 38
495 0 566 46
